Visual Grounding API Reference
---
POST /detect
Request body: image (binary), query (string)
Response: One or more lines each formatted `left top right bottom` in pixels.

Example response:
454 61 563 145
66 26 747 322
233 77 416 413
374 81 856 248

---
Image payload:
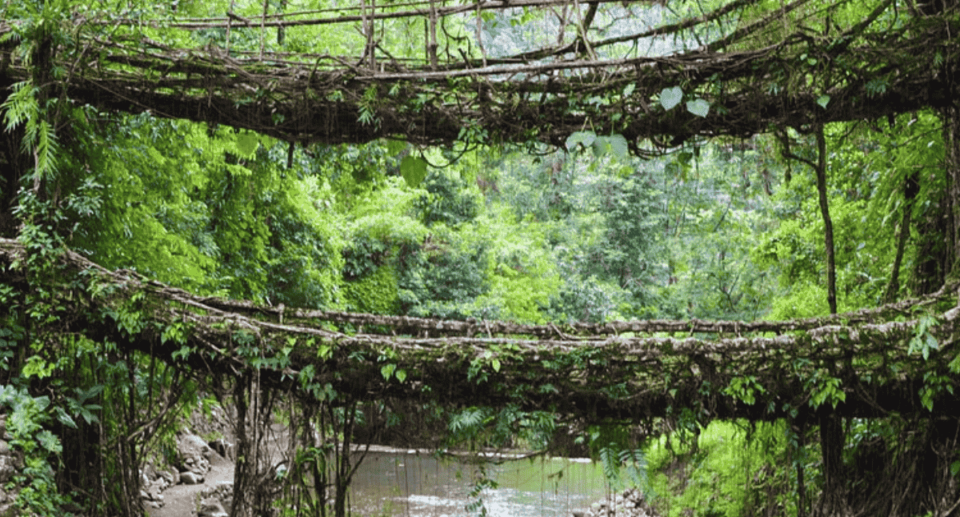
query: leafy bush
342 265 400 314
0 385 73 516
415 170 481 227
644 421 796 517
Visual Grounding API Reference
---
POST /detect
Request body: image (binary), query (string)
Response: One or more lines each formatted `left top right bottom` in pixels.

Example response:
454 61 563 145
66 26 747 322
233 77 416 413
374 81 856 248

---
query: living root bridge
2 6 959 151
3 237 960 422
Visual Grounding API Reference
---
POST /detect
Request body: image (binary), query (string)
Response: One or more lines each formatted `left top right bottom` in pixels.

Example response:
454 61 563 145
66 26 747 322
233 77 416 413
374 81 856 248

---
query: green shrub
645 420 796 517
342 265 401 315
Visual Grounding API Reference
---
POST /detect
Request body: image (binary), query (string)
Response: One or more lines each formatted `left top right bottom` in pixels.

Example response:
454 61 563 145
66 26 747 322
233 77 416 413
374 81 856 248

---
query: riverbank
581 488 659 517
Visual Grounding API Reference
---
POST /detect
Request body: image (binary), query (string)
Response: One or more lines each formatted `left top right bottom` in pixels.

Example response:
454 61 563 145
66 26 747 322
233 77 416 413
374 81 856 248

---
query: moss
342 265 400 314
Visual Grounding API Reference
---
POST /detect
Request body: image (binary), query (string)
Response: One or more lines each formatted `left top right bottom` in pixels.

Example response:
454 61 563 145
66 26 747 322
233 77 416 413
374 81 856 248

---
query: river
346 449 609 516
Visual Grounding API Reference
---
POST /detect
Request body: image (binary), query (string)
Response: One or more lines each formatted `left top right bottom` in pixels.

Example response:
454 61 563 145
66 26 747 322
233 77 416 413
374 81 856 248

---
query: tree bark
815 125 837 315
231 374 254 517
884 171 919 304
815 410 850 517
944 104 960 279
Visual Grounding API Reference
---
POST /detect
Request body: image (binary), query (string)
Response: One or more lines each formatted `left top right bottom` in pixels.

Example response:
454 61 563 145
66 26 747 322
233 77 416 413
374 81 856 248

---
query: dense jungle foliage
2 0 960 515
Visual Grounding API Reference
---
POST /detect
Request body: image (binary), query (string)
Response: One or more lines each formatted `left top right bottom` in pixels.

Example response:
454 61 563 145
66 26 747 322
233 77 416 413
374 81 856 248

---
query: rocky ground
141 405 238 517
578 488 660 517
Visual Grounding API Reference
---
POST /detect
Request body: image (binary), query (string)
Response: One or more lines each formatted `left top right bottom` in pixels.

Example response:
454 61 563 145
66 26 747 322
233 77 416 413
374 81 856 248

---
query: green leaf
385 139 407 156
660 87 683 110
381 363 397 380
592 134 629 157
396 369 407 382
318 345 332 360
236 132 260 157
37 430 62 454
816 95 831 109
491 358 501 372
55 407 78 429
565 130 597 151
400 156 428 187
685 99 710 118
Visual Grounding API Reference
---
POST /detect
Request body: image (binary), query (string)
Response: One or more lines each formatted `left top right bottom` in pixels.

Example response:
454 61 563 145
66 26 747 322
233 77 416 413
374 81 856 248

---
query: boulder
208 437 235 460
177 433 213 477
179 471 204 485
198 501 229 517
0 452 16 485
158 468 177 486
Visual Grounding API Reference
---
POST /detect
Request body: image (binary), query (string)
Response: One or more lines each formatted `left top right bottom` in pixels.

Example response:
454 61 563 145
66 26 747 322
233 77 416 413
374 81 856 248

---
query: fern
33 118 60 176
1 80 59 178
1 81 39 132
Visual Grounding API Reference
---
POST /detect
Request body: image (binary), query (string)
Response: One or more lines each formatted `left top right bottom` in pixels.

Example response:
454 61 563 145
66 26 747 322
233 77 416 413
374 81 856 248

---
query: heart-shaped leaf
592 134 629 158
400 156 428 188
236 132 260 157
660 87 683 110
565 130 597 151
686 99 710 118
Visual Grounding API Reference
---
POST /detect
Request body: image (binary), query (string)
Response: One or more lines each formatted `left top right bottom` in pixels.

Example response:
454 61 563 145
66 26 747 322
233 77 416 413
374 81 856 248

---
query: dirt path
145 452 235 517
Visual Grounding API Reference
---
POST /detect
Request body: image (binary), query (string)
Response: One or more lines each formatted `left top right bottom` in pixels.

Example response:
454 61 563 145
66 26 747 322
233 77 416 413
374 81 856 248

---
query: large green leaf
236 132 260 157
400 155 428 187
566 130 597 151
592 134 629 158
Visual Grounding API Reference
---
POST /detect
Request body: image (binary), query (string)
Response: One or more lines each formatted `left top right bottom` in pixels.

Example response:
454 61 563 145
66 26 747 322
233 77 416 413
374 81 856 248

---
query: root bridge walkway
3 237 960 424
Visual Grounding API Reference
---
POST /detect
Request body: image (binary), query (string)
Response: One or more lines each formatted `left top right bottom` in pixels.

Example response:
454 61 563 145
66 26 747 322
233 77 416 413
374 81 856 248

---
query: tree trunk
231 374 254 517
944 104 960 279
884 171 919 304
815 125 837 315
814 411 850 517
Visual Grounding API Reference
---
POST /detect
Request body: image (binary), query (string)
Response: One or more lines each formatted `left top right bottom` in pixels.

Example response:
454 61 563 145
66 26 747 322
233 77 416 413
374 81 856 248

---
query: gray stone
179 471 204 485
198 501 229 517
177 433 213 476
158 468 176 485
0 456 15 485
143 462 157 481
208 437 235 460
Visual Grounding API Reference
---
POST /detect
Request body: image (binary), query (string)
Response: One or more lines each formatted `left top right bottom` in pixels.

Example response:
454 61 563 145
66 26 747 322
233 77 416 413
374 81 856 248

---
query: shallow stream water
346 449 609 516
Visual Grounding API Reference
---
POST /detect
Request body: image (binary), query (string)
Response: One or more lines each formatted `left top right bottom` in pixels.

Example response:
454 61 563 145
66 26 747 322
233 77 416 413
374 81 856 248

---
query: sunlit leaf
592 134 628 158
660 87 683 110
565 130 597 151
381 363 397 380
816 95 831 109
686 99 710 118
385 138 407 156
400 155 428 187
236 132 259 157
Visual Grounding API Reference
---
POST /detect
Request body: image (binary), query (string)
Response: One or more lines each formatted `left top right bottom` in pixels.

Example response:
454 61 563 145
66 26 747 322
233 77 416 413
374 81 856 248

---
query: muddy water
347 450 608 516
